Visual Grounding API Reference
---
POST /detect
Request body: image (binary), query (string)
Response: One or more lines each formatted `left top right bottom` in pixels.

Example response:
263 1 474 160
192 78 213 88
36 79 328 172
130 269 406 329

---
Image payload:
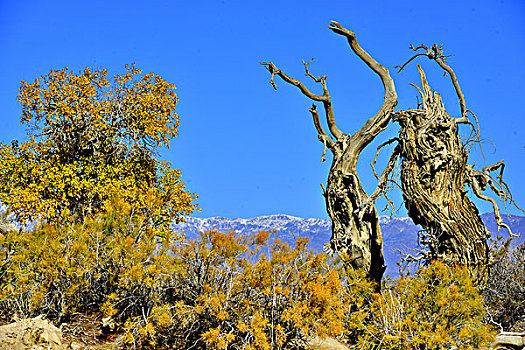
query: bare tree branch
261 62 325 101
356 144 401 220
303 58 322 83
397 44 469 124
468 164 517 237
309 104 335 162
328 21 398 144
303 59 343 141
261 61 344 140
371 138 399 180
309 104 333 147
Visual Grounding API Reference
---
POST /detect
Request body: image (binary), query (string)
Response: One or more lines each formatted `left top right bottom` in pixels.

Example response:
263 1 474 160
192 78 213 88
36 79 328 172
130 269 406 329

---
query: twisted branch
309 104 335 162
328 21 398 144
468 162 523 237
356 144 401 220
396 44 468 124
260 61 343 140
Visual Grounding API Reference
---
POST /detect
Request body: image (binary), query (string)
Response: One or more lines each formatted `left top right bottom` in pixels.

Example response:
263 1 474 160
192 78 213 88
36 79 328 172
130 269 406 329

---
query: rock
306 335 350 350
67 342 83 350
0 315 63 349
492 332 525 349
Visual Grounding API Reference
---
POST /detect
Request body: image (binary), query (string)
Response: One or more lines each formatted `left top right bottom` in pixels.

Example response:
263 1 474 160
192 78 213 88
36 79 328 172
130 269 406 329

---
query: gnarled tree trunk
323 128 386 284
262 22 397 284
393 66 489 284
264 25 520 287
382 44 521 285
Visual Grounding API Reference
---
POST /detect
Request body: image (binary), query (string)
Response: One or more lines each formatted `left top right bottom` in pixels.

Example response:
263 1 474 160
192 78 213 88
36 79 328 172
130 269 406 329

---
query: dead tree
262 22 397 284
263 23 523 287
366 44 523 285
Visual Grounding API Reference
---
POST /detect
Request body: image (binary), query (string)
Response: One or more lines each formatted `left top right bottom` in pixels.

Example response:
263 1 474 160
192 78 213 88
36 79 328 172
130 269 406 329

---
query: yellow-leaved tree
0 64 197 225
0 65 198 343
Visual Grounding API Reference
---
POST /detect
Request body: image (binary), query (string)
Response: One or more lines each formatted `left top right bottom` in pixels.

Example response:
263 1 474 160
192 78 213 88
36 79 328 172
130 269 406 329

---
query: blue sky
1 0 524 219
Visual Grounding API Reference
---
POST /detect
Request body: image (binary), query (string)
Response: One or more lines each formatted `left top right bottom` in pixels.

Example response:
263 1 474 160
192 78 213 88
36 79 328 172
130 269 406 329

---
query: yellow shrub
0 217 496 349
358 262 497 349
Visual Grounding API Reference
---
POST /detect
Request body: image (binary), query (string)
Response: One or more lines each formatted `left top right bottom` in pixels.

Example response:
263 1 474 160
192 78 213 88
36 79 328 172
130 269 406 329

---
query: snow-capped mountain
173 213 525 276
177 214 330 238
173 214 421 275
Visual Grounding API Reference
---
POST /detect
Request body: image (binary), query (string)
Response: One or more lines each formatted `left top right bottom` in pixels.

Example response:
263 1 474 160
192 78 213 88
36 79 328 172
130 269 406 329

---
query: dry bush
0 215 498 349
0 204 368 349
0 196 182 325
358 262 496 350
143 230 374 349
484 240 525 332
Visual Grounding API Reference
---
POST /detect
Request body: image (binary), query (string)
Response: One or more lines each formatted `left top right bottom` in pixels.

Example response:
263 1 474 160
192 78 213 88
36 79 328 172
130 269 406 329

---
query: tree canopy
0 64 197 225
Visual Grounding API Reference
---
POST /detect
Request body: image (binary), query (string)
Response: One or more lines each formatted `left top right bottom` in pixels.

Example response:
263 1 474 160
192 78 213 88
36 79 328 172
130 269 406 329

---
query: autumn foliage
0 64 196 225
0 215 496 349
0 65 499 349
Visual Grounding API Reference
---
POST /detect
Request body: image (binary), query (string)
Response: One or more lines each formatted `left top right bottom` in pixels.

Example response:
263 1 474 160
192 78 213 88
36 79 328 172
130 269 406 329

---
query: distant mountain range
173 213 525 276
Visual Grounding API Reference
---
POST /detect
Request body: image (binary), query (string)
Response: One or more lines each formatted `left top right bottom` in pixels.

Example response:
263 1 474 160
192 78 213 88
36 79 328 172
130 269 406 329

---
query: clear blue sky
1 0 524 219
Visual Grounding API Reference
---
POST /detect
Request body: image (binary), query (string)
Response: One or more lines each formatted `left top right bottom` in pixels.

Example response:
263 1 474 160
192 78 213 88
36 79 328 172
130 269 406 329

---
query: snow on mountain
176 214 329 238
173 214 420 276
173 213 524 276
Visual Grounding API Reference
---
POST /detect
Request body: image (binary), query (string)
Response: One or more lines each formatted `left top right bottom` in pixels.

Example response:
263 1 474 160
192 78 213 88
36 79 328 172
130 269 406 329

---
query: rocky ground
0 315 120 350
0 315 351 349
0 315 523 349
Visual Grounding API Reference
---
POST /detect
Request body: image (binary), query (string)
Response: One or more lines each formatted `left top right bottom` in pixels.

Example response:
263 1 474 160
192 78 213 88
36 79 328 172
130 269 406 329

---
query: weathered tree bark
263 25 521 287
393 65 490 284
383 45 522 285
262 22 397 284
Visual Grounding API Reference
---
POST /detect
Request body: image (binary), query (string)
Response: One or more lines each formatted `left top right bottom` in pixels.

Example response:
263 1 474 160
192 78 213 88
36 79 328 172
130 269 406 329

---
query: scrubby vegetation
485 239 525 333
0 64 518 349
0 210 498 349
